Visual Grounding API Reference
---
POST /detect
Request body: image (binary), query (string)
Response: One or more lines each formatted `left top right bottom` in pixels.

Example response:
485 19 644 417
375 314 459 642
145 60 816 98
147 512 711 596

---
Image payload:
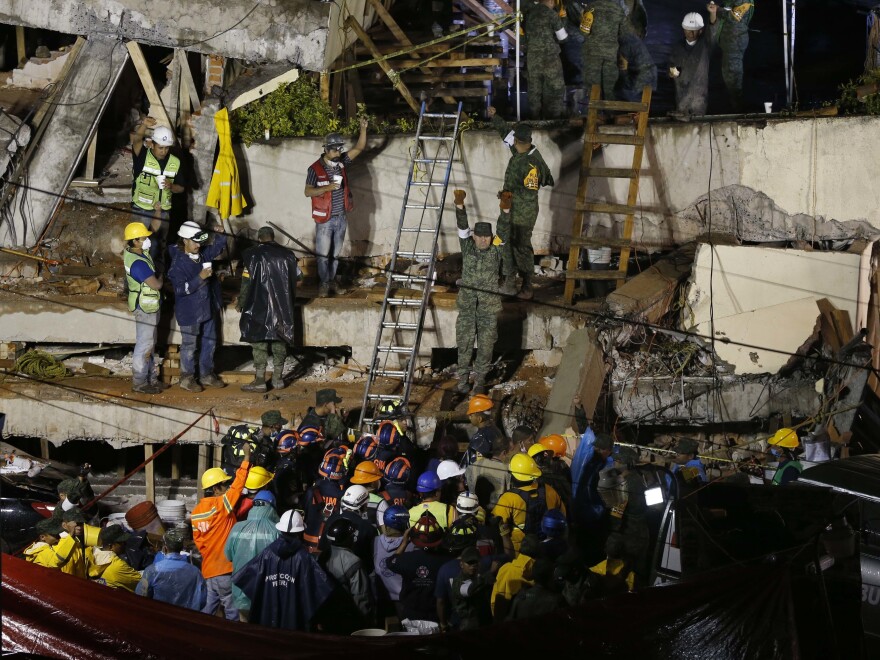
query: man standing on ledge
304 118 368 298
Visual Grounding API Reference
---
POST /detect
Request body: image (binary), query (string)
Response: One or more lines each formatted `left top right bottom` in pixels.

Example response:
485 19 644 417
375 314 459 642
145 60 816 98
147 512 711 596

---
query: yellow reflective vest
132 149 180 211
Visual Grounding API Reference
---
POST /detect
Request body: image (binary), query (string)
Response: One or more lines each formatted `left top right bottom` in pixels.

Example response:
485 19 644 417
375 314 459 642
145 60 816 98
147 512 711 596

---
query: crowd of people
519 0 753 119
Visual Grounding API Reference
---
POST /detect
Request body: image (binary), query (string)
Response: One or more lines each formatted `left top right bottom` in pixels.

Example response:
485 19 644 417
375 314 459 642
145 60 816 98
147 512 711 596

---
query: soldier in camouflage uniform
487 109 554 300
579 0 634 102
452 189 506 395
707 0 752 112
522 0 569 119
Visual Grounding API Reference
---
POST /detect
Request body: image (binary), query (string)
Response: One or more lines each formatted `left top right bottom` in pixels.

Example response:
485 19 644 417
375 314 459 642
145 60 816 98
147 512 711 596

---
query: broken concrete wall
682 244 862 375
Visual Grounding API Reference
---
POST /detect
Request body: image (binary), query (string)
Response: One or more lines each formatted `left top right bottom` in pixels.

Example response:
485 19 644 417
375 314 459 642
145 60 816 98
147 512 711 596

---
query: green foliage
838 70 880 116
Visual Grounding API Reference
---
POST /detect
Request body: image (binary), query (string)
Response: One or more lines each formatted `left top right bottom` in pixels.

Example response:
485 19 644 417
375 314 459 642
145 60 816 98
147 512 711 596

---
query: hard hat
350 460 382 485
323 132 345 149
151 125 175 147
384 456 412 484
377 421 400 448
245 465 274 490
383 504 411 532
378 400 404 418
509 453 542 481
341 484 369 511
527 443 551 458
681 12 704 30
411 512 444 548
455 490 480 515
319 447 349 481
276 509 305 534
177 221 208 243
539 434 567 458
275 429 297 455
416 470 441 493
252 489 276 506
325 517 358 547
541 509 568 538
768 428 799 449
354 434 379 460
467 394 493 416
201 467 231 490
124 222 152 241
296 424 324 447
436 459 465 482
446 516 477 549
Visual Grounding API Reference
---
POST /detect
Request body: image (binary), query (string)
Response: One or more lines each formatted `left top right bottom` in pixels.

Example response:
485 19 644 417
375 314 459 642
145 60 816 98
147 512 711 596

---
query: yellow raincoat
206 108 247 220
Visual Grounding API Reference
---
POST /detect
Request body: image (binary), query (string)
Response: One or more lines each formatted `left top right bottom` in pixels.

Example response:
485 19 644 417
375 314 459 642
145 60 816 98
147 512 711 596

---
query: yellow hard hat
201 467 231 490
768 428 799 449
124 222 152 241
540 434 567 458
467 394 493 415
509 453 542 481
527 443 551 458
245 466 274 490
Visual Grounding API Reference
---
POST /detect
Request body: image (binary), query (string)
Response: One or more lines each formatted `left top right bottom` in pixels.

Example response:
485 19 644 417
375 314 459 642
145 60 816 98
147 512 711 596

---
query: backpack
509 484 548 535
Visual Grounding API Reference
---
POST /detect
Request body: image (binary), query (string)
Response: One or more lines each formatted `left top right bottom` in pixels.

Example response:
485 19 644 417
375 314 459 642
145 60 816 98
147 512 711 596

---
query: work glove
453 189 466 205
499 191 513 211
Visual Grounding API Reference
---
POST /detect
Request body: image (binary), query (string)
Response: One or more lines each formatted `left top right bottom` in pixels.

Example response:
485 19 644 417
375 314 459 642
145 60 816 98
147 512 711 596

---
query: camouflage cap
61 509 86 524
473 222 493 237
513 123 532 141
36 518 63 537
261 409 288 427
57 478 79 496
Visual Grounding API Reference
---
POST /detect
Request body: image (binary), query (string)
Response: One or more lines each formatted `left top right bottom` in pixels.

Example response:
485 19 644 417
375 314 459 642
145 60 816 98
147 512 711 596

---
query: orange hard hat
350 460 382 484
467 394 493 415
540 434 567 458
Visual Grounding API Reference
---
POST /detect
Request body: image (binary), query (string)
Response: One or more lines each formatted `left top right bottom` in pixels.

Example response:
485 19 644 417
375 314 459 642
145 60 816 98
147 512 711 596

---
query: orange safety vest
310 158 352 224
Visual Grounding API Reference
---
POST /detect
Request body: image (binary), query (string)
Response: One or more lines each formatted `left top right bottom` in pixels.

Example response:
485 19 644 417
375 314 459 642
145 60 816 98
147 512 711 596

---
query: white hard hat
341 484 369 511
436 459 465 482
682 12 704 29
455 490 480 515
177 221 208 242
276 509 305 533
151 125 175 147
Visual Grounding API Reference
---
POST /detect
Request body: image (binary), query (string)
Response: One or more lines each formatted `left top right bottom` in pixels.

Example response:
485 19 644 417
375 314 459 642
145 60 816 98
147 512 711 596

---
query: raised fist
453 189 466 205
499 191 513 211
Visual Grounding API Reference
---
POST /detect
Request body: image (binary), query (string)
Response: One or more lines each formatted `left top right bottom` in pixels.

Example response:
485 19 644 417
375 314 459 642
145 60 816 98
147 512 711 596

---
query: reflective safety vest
123 249 161 313
133 149 180 211
309 158 352 224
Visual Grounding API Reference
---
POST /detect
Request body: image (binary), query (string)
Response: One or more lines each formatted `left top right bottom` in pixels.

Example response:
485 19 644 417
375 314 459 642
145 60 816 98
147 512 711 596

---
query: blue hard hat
253 490 276 506
354 434 379 460
377 421 400 448
384 456 412 485
541 508 567 538
416 470 441 493
383 504 411 532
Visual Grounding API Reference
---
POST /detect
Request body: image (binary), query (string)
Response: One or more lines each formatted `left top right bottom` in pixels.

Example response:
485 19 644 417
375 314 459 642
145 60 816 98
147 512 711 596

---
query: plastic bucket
106 512 133 531
156 499 187 525
83 524 101 547
351 629 387 637
125 501 165 535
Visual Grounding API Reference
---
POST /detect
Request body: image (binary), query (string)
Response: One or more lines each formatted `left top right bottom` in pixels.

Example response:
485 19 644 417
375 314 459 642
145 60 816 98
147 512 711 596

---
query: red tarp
2 553 797 659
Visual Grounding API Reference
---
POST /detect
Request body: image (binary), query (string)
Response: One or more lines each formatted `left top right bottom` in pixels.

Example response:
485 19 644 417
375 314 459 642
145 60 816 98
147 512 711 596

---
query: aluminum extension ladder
358 101 463 430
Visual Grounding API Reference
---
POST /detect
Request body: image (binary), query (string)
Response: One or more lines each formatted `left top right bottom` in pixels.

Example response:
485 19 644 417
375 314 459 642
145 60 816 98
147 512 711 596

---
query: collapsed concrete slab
605 246 694 323
682 244 863 375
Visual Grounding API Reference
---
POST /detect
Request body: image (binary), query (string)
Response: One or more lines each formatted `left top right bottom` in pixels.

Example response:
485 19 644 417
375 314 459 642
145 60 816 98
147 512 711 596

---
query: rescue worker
588 534 635 594
455 490 502 557
130 119 183 268
233 509 334 630
224 490 280 620
579 0 634 102
301 388 349 447
571 430 614 562
559 0 587 114
24 518 65 567
86 525 142 592
237 226 300 392
767 428 803 485
491 533 540 621
123 218 164 394
615 33 657 102
670 437 708 488
303 118 369 298
437 459 467 511
508 557 566 619
221 410 286 475
602 446 649 584
236 465 275 521
302 447 347 551
167 219 228 392
538 508 569 560
451 189 506 394
522 0 569 119
319 517 373 632
373 504 414 618
707 0 752 112
320 484 377 566
191 442 251 621
56 509 88 578
410 470 449 528
374 421 406 474
379 456 415 509
484 116 554 300
463 394 509 464
348 460 384 525
445 545 498 630
137 529 207 611
668 12 714 117
493 454 566 555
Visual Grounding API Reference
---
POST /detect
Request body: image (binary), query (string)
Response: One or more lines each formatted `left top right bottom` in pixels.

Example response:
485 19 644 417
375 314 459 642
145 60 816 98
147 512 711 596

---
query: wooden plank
816 298 843 352
832 309 854 345
402 72 493 83
175 50 201 112
456 0 517 41
40 438 50 460
197 445 208 482
397 58 502 67
144 443 155 503
171 444 181 481
84 133 97 179
345 16 419 114
420 87 489 98
125 41 173 133
584 167 637 179
577 201 639 214
320 70 330 103
588 132 644 146
589 99 649 112
564 270 629 280
15 26 26 66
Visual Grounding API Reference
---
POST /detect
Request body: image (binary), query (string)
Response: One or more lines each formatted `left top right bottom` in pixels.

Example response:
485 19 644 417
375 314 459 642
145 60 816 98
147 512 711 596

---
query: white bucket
156 498 187 524
106 512 133 531
351 629 387 637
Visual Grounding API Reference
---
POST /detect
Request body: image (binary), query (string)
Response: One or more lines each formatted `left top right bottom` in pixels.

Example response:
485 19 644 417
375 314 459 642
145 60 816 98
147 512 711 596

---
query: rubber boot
271 361 286 390
517 274 534 300
500 274 518 296
241 370 267 393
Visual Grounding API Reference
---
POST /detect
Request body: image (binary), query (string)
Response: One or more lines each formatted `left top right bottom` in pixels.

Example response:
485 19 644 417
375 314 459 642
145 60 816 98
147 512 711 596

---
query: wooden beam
83 133 97 179
15 26 26 67
144 443 155 503
457 0 517 41
345 15 419 113
197 445 208 483
40 438 49 460
227 67 300 111
397 58 502 67
320 70 330 103
401 72 493 83
125 41 173 133
175 50 201 112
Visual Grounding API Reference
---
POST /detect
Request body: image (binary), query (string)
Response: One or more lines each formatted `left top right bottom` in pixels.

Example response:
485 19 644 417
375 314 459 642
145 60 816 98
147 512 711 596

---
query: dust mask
141 238 152 252
686 39 697 46
187 252 200 262
62 497 76 511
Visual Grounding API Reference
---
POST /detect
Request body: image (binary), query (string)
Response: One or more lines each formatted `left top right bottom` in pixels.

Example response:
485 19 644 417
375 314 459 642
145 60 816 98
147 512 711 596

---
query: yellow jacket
491 553 535 614
23 541 58 568
206 108 247 220
493 482 566 554
86 547 142 592
55 534 87 578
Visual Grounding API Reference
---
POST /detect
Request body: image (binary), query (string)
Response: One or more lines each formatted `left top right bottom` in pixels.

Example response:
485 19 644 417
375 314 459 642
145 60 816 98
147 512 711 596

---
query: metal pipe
0 246 59 265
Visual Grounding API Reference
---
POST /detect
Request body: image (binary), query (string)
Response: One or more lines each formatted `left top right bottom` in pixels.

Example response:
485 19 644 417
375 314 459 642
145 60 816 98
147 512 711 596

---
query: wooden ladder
563 84 652 304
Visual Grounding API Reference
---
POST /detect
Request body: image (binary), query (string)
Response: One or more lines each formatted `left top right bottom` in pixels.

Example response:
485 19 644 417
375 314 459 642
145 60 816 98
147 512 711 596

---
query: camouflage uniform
455 207 504 384
490 115 554 283
580 0 634 101
713 0 753 112
614 34 656 102
522 1 567 119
